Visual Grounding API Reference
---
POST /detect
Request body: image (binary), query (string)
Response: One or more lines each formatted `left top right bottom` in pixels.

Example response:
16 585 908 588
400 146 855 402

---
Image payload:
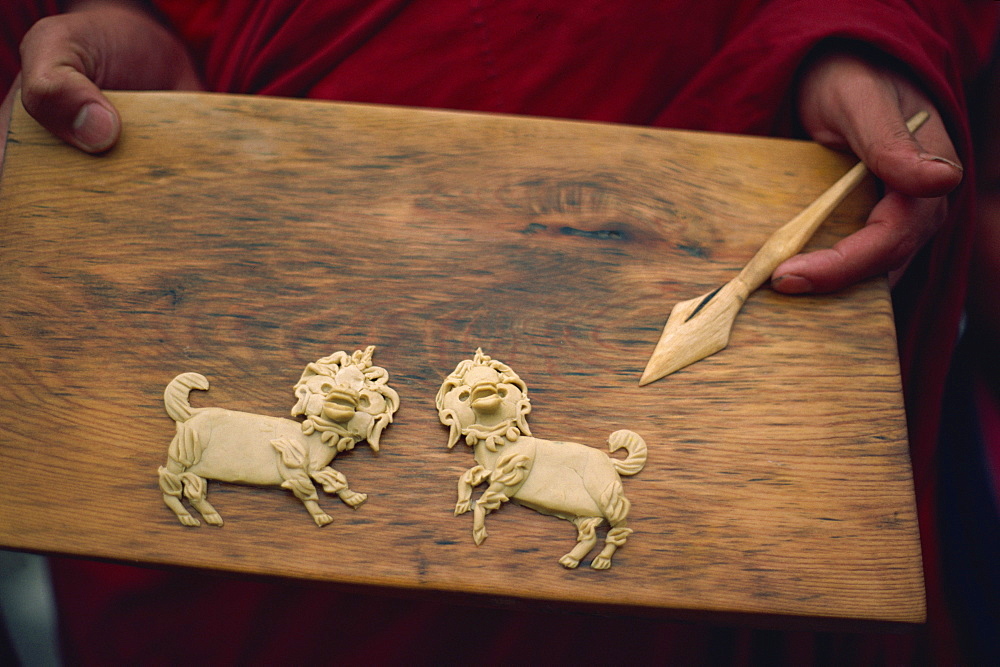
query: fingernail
72 103 118 152
919 153 963 172
772 274 813 294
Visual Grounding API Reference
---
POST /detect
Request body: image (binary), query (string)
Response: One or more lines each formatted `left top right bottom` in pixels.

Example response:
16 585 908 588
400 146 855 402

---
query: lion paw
455 500 471 515
203 513 224 526
591 556 612 570
313 512 334 527
472 525 488 545
559 554 581 569
178 514 200 527
342 491 367 508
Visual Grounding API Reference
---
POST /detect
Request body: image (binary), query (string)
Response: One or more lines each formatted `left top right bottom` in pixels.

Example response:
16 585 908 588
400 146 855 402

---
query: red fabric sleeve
155 0 760 125
145 0 225 64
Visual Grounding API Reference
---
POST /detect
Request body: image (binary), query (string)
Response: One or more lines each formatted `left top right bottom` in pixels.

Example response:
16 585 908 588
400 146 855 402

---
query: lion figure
158 346 399 527
437 349 646 569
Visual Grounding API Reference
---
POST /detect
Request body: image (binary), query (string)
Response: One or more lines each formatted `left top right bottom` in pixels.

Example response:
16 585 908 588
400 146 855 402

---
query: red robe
2 0 998 662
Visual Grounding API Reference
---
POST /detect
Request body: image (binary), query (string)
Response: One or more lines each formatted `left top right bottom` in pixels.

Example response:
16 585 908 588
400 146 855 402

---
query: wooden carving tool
639 110 930 386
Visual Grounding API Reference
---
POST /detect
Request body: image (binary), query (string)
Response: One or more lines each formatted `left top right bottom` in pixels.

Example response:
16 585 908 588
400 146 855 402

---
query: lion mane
292 345 400 451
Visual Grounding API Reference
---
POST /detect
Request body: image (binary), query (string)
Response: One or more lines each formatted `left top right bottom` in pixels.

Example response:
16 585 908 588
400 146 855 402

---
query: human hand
772 51 963 294
17 0 202 153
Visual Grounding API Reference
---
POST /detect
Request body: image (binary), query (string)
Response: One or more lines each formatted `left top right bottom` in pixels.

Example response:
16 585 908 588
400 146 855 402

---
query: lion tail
164 372 209 423
608 429 647 476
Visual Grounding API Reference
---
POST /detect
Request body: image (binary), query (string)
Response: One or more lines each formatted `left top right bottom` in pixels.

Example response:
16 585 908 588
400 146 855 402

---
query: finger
799 54 963 198
22 68 121 153
771 192 946 293
855 109 963 199
19 16 120 153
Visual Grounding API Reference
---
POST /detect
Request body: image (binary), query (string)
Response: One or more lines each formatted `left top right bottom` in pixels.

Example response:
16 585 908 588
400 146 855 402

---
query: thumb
70 97 121 154
20 20 121 153
858 111 963 198
23 76 121 154
21 72 121 154
797 53 963 198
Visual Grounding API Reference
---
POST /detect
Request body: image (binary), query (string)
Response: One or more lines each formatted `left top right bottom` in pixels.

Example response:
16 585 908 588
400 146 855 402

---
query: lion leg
281 475 332 527
181 472 223 526
456 465 489 515
587 478 633 569
302 499 333 526
472 482 511 545
311 466 367 508
271 437 333 525
591 524 633 570
158 466 200 526
471 454 531 545
560 516 602 569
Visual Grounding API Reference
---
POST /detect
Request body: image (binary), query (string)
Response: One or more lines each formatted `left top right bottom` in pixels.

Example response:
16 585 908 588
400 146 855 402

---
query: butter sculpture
158 346 399 527
437 349 646 569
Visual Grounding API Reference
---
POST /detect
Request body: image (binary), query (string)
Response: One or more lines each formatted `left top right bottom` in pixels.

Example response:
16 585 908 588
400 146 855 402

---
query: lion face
291 347 400 451
439 364 524 431
437 349 531 450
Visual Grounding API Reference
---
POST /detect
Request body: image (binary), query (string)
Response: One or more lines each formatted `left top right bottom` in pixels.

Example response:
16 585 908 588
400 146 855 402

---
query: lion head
436 349 531 451
291 346 400 452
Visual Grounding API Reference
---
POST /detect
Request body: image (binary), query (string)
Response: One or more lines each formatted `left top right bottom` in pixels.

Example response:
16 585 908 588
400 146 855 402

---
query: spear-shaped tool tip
639 110 930 386
638 279 748 385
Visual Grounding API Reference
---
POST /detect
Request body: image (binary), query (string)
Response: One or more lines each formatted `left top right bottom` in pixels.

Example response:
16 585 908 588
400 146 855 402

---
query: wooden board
0 92 923 625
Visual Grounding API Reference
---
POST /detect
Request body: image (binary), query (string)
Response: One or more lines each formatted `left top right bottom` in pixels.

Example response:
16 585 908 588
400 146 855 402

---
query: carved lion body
479 436 629 521
167 409 338 486
158 346 398 527
437 349 646 569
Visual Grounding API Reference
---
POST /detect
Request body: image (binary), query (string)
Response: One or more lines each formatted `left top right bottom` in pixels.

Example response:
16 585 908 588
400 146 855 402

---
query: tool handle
736 110 930 291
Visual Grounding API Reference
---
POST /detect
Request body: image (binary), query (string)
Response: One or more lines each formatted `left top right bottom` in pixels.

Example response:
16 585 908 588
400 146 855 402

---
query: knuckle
861 119 918 165
20 15 74 58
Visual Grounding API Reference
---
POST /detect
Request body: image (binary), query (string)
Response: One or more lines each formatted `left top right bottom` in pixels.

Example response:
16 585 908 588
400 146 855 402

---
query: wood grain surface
0 92 923 624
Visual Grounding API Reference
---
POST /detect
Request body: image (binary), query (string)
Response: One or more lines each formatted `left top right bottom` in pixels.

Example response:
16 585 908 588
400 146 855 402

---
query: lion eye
498 387 508 398
358 395 371 409
321 383 334 394
458 390 470 402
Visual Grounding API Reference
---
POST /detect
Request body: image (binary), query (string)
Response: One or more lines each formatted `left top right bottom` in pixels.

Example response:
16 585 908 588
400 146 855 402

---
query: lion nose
470 382 501 413
322 388 359 423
